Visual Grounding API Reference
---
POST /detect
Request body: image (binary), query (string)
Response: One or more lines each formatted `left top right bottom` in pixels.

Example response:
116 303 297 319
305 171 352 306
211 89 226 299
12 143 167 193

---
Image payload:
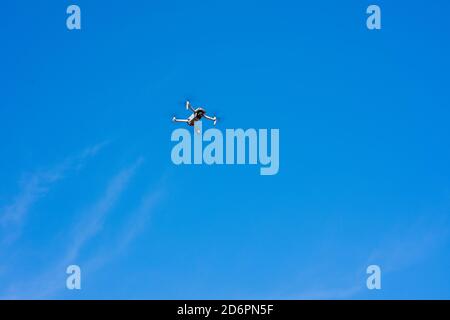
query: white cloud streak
62 157 144 265
82 186 164 276
0 142 108 244
0 157 148 299
288 214 450 300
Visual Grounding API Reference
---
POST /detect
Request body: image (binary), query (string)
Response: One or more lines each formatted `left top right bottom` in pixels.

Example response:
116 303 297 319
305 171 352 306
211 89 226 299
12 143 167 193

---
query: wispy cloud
0 158 147 299
366 215 450 274
294 285 362 300
63 157 144 264
0 142 108 244
289 214 450 300
117 188 163 251
83 186 165 274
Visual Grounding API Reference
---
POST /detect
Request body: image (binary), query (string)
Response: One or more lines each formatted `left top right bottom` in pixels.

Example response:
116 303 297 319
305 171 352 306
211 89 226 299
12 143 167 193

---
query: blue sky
1 0 450 299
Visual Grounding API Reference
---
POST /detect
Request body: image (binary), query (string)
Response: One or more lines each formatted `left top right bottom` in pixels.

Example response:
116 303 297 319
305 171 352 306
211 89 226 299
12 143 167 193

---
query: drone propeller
213 114 223 126
174 98 190 110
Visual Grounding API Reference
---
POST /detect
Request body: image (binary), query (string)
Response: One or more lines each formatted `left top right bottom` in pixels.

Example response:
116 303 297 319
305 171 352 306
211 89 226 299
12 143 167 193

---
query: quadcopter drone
172 101 217 126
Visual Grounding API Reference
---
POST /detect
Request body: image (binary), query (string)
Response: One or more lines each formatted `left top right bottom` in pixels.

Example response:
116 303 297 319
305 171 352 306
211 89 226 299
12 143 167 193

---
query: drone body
172 101 217 126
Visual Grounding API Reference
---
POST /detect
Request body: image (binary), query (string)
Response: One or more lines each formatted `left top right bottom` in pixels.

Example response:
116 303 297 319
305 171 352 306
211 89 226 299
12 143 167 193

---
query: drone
172 101 217 126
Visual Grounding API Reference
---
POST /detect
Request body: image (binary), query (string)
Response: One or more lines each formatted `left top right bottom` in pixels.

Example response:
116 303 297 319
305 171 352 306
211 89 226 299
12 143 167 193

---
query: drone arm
203 114 217 126
186 101 196 112
203 114 216 121
172 117 189 123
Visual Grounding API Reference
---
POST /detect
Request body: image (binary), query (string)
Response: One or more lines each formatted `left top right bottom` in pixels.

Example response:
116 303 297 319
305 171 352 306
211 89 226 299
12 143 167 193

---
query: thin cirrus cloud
62 157 144 265
290 215 450 299
57 161 165 298
365 214 450 274
80 185 165 282
0 141 109 244
1 157 162 299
